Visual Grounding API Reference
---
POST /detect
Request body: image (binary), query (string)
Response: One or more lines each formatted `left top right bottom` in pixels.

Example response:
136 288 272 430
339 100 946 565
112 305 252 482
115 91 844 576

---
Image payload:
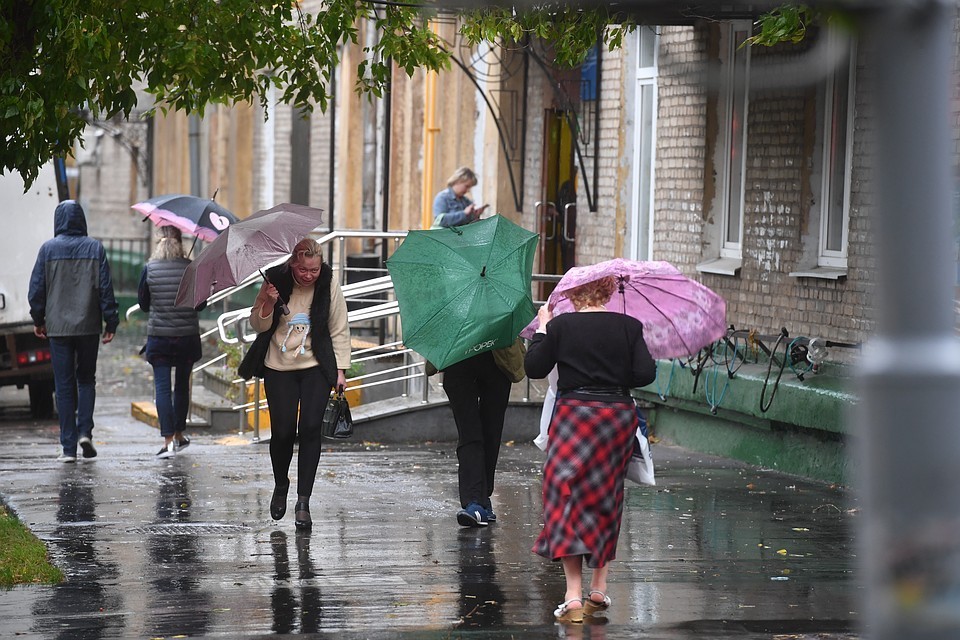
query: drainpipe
328 61 337 266
421 22 440 230
858 2 960 638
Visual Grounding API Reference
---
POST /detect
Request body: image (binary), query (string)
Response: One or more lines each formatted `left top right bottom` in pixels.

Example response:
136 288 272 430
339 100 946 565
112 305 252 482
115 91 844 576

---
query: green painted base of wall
636 360 857 486
648 405 849 485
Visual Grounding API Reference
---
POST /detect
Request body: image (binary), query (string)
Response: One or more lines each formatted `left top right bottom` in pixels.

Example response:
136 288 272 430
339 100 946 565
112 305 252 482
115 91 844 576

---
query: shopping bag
533 367 559 451
321 389 353 439
626 406 655 486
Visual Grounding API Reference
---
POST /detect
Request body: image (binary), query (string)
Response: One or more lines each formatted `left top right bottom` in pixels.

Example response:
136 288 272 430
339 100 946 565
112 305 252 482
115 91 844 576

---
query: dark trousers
263 366 328 497
442 352 512 509
49 335 100 456
152 363 191 437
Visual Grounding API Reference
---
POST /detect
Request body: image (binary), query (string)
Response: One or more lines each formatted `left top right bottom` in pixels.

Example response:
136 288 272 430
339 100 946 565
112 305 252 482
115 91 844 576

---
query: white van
0 163 64 417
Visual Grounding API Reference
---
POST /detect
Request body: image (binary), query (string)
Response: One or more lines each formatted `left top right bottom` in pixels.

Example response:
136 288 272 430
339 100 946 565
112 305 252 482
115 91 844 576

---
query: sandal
584 590 611 615
554 598 584 623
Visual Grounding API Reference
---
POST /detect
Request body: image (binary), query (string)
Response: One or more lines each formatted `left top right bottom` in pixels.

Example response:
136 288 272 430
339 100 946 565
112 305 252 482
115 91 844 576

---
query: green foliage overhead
2 1 806 187
744 3 815 46
459 5 634 68
744 3 855 48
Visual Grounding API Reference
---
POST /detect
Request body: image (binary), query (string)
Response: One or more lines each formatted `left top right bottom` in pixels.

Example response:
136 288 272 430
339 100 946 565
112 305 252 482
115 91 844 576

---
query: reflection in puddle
456 527 505 628
270 529 322 633
144 462 212 637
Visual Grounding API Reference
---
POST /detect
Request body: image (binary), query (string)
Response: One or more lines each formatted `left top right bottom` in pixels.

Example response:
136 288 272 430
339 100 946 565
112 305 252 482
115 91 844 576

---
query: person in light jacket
243 238 350 530
431 167 488 228
29 200 118 463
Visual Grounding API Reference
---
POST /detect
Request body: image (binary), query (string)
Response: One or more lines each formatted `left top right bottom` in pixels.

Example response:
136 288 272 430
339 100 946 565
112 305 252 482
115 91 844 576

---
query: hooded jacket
28 200 119 337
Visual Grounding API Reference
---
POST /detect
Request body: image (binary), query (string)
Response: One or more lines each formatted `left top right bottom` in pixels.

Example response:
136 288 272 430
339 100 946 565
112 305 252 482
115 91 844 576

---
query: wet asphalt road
0 327 862 639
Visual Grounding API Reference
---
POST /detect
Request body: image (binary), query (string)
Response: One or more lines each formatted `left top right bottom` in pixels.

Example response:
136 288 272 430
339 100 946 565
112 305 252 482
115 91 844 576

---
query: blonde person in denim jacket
431 167 489 228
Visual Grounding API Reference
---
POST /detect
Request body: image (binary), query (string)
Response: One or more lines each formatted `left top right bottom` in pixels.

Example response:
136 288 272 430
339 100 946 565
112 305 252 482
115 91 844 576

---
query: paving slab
0 325 861 639
0 387 862 639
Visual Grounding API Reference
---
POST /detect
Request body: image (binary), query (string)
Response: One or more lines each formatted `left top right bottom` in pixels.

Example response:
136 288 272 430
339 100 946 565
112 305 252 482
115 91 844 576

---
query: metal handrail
183 229 564 440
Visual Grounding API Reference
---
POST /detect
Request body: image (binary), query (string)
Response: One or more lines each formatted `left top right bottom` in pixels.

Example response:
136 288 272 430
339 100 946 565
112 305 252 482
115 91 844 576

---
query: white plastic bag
533 367 559 451
626 406 656 486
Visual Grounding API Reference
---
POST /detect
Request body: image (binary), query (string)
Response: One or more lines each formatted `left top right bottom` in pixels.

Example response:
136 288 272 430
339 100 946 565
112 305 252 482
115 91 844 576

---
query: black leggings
263 366 330 497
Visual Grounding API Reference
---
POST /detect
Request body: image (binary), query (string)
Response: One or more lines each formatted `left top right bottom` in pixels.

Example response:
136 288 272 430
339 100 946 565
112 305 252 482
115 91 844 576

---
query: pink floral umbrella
521 258 727 359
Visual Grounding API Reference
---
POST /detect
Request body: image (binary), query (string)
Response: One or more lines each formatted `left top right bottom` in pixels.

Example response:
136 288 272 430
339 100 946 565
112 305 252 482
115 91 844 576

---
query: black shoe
271 482 290 520
79 436 97 459
294 500 312 529
176 436 190 451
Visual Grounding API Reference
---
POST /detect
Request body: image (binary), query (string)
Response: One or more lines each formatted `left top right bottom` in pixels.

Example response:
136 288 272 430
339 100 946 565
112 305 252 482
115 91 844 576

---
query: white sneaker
57 453 77 463
156 442 176 459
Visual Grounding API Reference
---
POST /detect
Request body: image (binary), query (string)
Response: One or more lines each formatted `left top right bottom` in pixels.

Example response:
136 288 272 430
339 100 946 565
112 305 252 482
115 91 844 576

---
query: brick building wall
575 39 626 264
518 72 545 237
651 24 880 352
652 26 708 272
77 120 151 240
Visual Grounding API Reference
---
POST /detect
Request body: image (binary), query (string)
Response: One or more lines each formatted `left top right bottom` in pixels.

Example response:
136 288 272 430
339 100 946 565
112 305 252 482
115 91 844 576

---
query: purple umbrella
132 194 239 242
175 203 324 309
521 258 727 359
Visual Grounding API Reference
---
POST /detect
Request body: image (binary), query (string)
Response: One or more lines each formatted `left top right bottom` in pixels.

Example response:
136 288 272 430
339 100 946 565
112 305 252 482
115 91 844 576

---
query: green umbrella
386 215 538 370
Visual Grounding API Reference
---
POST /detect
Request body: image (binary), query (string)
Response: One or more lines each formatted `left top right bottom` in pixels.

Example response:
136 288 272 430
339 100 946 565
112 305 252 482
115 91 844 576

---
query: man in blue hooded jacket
28 200 119 463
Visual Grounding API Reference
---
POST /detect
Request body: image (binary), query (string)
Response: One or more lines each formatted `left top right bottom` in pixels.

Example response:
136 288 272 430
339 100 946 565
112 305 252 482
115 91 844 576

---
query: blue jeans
152 363 192 438
49 335 100 456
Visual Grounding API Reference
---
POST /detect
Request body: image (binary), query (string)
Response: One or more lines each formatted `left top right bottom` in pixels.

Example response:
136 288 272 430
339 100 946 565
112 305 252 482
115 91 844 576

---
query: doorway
537 110 577 300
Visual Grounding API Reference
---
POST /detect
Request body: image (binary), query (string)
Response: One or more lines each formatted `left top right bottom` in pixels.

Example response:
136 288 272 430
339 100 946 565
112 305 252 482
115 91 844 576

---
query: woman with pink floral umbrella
524 274 657 623
523 259 725 623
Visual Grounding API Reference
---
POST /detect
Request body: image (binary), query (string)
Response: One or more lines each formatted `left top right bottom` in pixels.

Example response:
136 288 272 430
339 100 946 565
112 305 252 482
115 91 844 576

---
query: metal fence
103 237 149 294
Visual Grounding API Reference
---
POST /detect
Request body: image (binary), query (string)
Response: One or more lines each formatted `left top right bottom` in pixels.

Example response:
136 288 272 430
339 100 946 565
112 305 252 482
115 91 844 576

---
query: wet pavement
0 327 862 639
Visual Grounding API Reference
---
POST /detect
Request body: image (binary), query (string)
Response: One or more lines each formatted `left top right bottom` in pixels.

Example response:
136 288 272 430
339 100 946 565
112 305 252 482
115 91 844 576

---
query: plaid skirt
532 397 637 568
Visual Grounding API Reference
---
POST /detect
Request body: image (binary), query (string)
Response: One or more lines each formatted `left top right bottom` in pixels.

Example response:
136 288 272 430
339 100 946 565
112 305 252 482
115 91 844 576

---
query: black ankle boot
270 482 290 520
294 500 312 529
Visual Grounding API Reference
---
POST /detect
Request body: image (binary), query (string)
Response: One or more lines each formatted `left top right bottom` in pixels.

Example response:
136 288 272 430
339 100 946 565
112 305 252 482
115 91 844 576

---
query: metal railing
126 228 559 441
103 237 149 294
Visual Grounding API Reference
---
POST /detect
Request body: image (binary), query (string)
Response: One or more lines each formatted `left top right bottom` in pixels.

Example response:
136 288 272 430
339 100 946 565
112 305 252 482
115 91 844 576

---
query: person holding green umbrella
388 212 537 527
443 338 514 527
443 212 522 527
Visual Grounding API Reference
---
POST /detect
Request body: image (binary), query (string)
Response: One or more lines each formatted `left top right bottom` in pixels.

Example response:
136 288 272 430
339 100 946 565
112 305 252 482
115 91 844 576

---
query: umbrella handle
259 269 290 315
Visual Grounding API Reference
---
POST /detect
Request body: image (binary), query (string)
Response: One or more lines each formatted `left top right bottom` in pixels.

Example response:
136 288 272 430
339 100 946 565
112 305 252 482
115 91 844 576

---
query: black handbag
322 389 353 439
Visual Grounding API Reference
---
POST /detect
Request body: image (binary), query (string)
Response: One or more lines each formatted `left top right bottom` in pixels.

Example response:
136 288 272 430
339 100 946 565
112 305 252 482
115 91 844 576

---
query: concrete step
130 400 211 431
199 366 237 401
189 384 244 433
131 369 549 441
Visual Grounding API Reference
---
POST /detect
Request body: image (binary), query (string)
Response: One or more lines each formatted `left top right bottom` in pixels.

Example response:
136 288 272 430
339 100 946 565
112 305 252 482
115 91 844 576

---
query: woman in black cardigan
524 275 656 622
242 238 351 529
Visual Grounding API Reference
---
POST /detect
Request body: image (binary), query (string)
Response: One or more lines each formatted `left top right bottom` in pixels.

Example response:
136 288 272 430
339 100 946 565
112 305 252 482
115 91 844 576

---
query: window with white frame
790 35 856 279
819 44 855 268
629 25 659 260
698 21 751 276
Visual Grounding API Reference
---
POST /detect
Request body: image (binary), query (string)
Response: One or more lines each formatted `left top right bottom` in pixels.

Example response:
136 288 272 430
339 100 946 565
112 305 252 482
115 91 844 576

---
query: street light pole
859 1 960 637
